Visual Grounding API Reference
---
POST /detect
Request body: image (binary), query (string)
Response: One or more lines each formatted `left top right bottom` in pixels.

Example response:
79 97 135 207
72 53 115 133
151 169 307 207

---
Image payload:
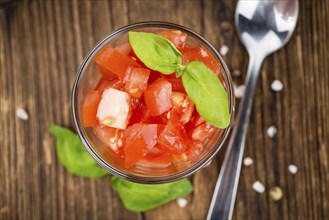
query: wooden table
1 0 328 219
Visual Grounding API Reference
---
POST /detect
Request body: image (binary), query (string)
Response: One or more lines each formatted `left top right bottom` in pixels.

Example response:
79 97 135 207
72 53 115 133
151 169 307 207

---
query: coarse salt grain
220 45 229 56
269 186 283 201
243 157 253 166
267 125 277 138
177 198 188 208
288 164 298 174
271 80 283 91
252 181 265 193
16 108 29 120
234 84 245 98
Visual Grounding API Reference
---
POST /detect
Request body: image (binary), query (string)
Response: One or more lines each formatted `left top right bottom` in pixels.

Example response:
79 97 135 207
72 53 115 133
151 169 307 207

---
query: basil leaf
49 125 109 178
182 61 230 128
111 176 193 212
128 31 183 74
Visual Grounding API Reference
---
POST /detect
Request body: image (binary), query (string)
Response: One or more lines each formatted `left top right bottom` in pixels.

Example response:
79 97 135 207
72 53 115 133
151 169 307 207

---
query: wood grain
0 0 328 219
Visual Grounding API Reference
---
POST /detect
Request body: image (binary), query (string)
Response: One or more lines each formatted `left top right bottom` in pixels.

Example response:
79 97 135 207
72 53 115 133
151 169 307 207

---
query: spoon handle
207 54 263 220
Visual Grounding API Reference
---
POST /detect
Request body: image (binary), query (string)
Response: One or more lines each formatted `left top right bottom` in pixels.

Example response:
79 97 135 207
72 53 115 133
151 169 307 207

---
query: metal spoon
207 0 299 219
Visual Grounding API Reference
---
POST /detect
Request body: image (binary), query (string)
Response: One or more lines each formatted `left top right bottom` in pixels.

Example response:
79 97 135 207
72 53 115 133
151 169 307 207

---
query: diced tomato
130 97 140 109
115 43 132 55
199 46 221 74
90 36 226 170
148 70 162 85
95 77 124 91
192 111 206 127
138 145 173 168
138 154 173 168
182 46 226 84
124 124 160 168
162 74 185 93
82 90 102 127
158 125 166 137
97 65 118 79
129 98 166 125
170 78 185 93
182 46 220 73
186 140 204 160
94 125 124 153
94 46 141 79
169 92 194 124
182 46 198 65
192 122 216 142
124 67 150 98
158 123 189 154
128 99 148 125
184 121 195 136
158 30 187 51
144 78 173 116
128 49 148 68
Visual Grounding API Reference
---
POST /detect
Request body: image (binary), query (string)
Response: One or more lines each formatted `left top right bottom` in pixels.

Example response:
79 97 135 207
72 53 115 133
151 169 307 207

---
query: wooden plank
0 1 138 219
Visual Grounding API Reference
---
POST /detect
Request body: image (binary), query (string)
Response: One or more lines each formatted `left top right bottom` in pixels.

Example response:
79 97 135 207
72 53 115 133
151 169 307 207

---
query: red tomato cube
182 46 220 74
97 65 117 79
144 78 173 116
124 124 161 168
137 145 173 168
128 99 148 125
95 77 124 92
169 92 194 124
82 90 102 127
94 46 141 79
158 123 189 154
124 67 150 98
186 140 204 160
158 30 187 50
181 46 198 65
192 111 206 127
115 43 132 55
94 125 124 153
148 70 162 85
192 122 216 142
129 98 167 126
162 74 185 93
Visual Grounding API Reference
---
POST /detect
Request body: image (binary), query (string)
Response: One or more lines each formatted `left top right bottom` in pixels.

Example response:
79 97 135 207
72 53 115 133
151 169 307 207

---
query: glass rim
71 21 235 184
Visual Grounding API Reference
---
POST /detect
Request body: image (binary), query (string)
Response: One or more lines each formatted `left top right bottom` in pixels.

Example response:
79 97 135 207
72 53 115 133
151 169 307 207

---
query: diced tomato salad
82 30 222 169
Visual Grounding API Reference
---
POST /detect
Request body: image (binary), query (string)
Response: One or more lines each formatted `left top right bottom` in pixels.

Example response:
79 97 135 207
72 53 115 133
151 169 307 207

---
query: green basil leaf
128 31 183 74
49 125 109 178
182 61 230 128
111 176 193 212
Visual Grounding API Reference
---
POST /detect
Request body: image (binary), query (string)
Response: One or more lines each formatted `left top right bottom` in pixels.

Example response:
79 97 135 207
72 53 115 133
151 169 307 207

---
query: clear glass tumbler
72 21 235 183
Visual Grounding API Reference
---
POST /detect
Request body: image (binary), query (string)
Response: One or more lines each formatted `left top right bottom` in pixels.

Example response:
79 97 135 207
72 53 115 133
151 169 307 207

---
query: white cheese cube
97 88 131 129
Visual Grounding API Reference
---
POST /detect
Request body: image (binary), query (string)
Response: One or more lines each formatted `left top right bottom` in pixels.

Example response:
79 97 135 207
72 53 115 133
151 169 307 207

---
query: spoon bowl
236 0 299 58
207 1 298 219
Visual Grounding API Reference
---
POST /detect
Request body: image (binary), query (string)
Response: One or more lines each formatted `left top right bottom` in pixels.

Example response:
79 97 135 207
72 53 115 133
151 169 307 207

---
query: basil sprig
50 125 109 178
129 31 230 128
183 61 230 128
50 125 194 211
129 32 184 75
112 176 192 212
